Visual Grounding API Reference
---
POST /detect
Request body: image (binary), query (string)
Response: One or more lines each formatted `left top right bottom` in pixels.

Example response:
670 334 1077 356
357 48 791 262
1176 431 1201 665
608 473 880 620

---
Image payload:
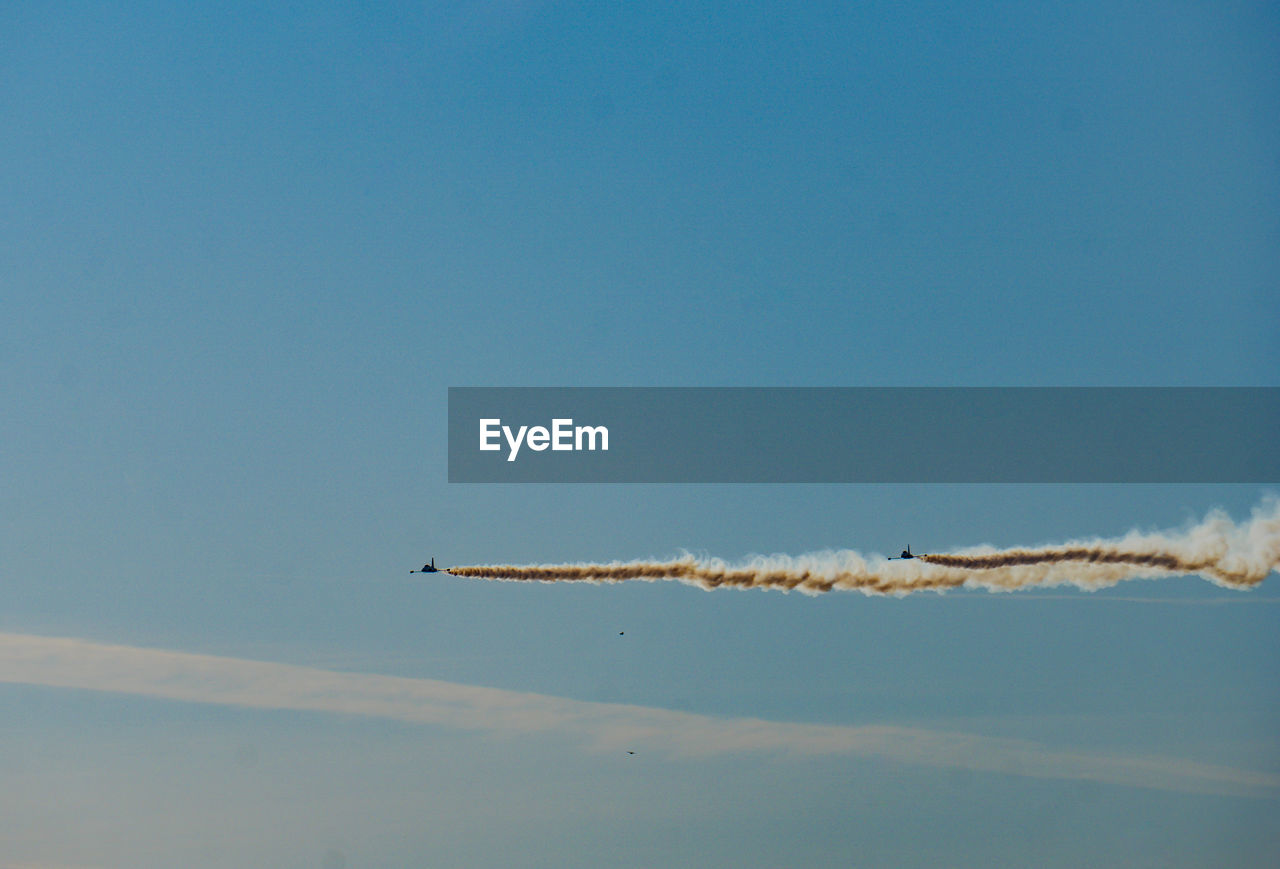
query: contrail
446 498 1280 596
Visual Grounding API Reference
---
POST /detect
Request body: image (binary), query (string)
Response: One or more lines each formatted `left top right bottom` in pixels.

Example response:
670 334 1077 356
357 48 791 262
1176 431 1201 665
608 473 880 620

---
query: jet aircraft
411 557 441 574
888 545 919 561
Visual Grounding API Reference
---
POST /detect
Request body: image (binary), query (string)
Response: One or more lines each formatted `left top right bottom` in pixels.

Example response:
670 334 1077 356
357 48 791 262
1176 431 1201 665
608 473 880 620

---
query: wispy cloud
1 632 1275 798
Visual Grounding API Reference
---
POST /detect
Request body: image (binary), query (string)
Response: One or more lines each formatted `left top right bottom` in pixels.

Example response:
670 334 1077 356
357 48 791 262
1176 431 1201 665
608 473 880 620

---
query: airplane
411 557 441 574
888 545 919 561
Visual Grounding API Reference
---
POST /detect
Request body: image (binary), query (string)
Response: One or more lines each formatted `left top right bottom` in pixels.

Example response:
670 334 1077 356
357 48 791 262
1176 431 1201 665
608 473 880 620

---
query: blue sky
2 2 1278 867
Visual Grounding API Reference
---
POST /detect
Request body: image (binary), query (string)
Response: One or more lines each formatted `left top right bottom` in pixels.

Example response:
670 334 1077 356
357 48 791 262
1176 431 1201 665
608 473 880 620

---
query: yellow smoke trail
446 498 1280 596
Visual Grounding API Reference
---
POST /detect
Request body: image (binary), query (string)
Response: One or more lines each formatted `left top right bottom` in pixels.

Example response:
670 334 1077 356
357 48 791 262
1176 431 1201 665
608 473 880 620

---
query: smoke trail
446 498 1280 596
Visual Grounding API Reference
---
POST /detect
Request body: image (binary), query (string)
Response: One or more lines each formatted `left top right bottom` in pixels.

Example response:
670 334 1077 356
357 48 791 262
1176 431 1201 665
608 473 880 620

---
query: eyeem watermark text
479 418 610 462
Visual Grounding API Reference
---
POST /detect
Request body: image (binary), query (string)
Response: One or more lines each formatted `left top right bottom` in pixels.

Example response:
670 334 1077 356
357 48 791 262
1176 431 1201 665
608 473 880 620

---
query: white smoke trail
446 497 1280 596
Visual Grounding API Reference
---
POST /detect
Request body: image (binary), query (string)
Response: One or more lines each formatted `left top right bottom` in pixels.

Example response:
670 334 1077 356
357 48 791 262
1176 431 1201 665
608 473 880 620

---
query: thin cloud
1 632 1275 798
